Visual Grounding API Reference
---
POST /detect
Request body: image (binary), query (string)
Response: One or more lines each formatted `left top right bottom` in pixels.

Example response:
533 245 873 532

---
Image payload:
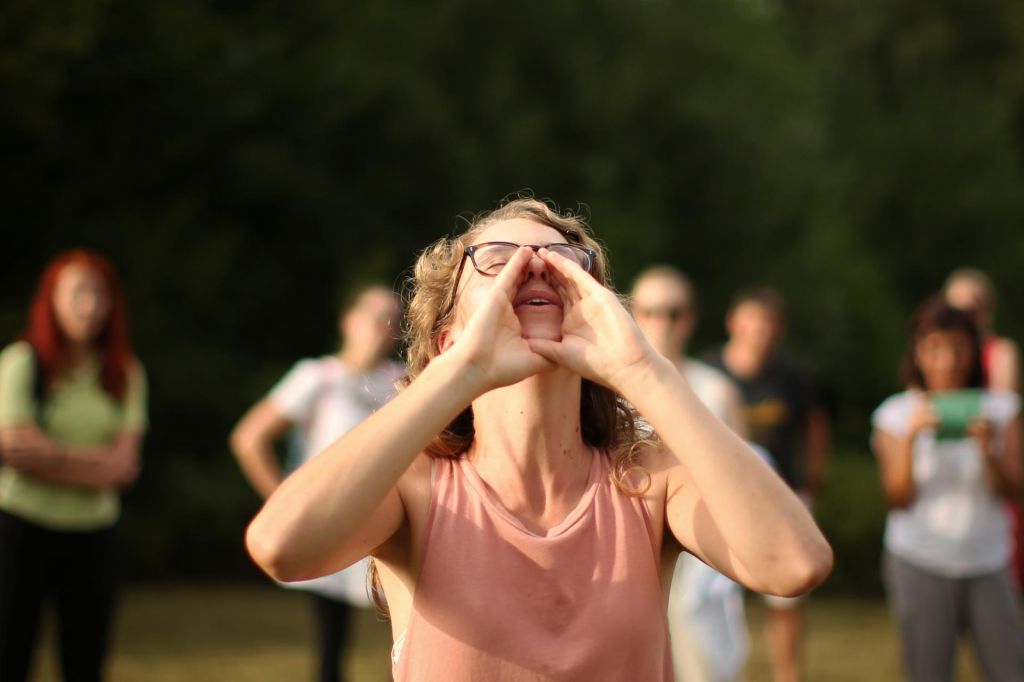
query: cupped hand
966 417 994 455
907 399 940 439
526 248 656 392
447 246 556 393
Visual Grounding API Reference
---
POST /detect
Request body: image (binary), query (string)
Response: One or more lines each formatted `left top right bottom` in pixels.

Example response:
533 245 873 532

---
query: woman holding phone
245 198 831 680
872 297 1023 682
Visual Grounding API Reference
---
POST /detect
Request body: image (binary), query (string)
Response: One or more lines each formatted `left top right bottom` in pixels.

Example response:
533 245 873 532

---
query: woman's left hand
526 248 658 391
967 417 995 456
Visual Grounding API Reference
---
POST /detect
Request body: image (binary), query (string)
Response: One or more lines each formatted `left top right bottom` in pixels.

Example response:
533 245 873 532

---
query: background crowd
1 244 1019 681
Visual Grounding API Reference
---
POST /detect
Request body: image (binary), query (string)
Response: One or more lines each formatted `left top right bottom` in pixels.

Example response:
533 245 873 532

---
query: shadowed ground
27 585 987 681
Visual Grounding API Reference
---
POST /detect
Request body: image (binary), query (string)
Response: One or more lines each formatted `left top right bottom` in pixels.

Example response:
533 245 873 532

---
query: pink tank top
392 452 673 681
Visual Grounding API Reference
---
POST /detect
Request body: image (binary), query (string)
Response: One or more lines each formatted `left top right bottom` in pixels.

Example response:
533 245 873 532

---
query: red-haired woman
0 250 147 682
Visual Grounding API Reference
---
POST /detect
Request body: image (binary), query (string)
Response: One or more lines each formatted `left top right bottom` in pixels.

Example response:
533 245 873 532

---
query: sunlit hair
630 264 697 312
370 197 656 615
899 296 984 390
21 249 134 401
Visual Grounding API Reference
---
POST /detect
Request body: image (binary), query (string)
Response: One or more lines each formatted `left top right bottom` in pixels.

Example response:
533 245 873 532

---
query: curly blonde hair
401 196 651 494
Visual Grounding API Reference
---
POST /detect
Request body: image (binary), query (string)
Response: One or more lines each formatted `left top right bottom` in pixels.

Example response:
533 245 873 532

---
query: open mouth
513 291 562 310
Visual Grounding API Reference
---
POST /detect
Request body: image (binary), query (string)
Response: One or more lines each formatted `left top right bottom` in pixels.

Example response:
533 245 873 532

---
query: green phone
929 389 983 440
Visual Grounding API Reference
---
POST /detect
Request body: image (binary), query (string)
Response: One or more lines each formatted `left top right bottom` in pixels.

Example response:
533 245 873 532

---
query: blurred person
945 266 1024 592
702 288 830 682
872 297 1023 681
245 198 832 681
944 267 1020 392
631 265 751 682
230 284 403 682
0 250 147 682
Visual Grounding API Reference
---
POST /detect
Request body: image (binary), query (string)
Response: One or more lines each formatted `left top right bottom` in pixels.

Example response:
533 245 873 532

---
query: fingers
538 248 604 297
967 418 993 436
548 268 578 309
524 351 559 376
527 338 565 366
493 246 535 302
540 252 581 303
914 401 939 424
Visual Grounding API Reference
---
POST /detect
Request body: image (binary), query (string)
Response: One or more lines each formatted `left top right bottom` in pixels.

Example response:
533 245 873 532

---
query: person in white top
230 284 404 682
630 265 750 682
871 296 1023 682
944 267 1024 594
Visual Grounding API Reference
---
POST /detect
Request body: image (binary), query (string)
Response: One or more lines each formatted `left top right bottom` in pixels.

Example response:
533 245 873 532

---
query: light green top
0 341 147 530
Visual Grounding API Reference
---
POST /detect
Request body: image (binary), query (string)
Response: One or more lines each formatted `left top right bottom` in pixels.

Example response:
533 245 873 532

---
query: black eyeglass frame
439 240 598 323
464 241 596 277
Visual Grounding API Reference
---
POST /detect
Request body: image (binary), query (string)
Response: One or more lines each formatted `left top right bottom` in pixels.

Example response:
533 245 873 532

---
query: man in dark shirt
703 287 829 682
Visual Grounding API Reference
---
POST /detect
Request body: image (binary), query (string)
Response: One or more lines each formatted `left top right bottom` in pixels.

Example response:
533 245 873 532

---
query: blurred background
2 0 1023 678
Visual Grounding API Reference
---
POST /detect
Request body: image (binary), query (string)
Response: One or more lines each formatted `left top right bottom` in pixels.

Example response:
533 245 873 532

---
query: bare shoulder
638 440 697 503
990 337 1021 392
995 336 1021 352
633 443 678 505
992 336 1021 363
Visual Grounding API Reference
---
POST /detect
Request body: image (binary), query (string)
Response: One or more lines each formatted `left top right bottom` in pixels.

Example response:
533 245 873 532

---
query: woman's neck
61 341 95 370
468 370 592 518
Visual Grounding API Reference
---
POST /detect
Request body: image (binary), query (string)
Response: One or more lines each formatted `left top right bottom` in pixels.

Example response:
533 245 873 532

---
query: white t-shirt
668 359 751 682
872 389 1020 577
267 355 405 603
682 359 739 425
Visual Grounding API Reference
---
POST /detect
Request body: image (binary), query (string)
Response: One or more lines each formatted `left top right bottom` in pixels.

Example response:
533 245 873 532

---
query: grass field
27 585 989 681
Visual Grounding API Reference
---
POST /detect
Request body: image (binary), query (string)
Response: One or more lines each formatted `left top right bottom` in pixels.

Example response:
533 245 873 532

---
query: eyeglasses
633 305 689 322
440 241 598 321
463 241 596 277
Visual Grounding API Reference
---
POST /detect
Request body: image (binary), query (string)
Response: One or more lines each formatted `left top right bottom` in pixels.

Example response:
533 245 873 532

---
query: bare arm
246 247 554 582
872 399 938 508
529 250 833 597
989 339 1020 393
229 399 294 499
0 425 141 489
630 363 831 596
872 430 916 508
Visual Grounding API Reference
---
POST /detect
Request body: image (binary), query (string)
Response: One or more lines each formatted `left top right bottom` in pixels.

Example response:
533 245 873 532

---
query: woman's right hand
445 246 556 393
0 427 58 469
907 397 940 439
